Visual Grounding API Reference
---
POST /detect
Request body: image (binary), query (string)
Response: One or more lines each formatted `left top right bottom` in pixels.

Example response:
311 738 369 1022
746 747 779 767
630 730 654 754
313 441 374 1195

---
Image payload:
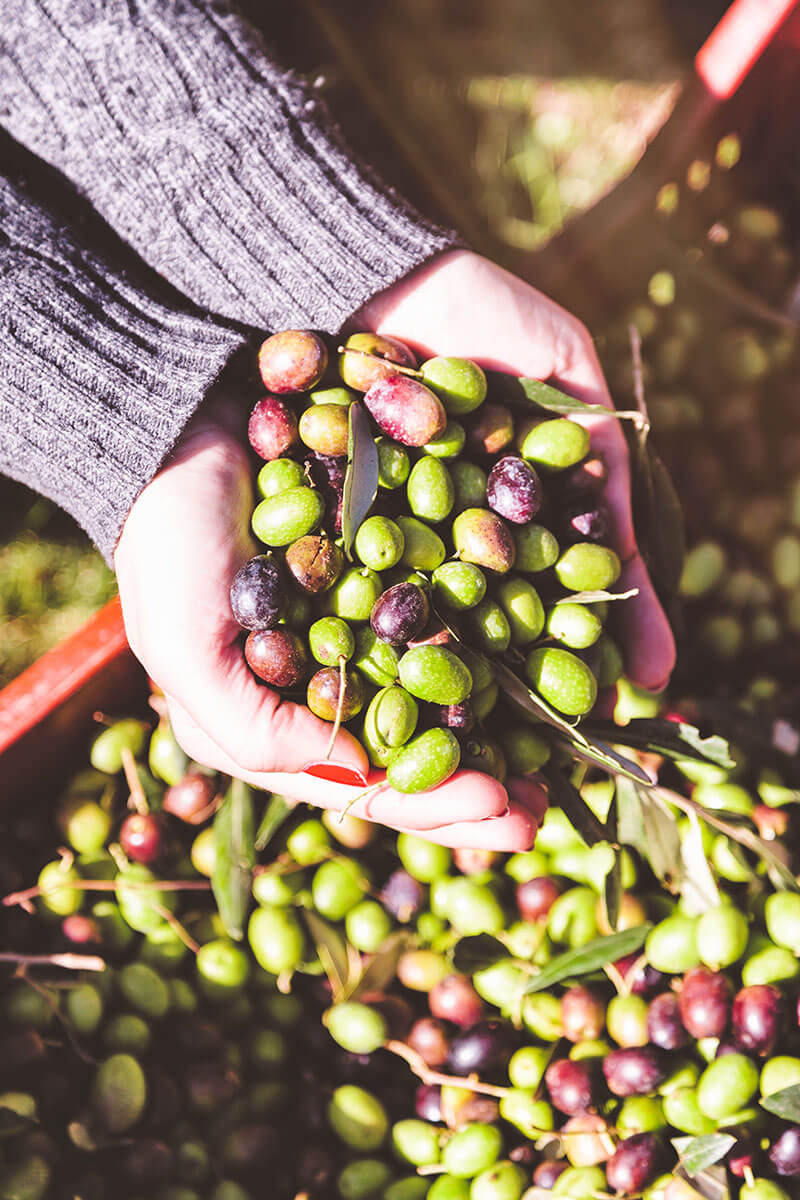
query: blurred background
0 0 748 687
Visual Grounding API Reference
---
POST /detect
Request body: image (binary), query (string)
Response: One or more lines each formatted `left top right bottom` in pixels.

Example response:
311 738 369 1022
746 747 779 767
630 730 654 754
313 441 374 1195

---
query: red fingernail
302 761 369 787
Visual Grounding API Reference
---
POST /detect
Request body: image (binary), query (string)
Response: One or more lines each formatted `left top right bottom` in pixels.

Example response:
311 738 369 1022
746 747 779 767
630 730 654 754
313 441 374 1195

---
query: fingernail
302 761 369 787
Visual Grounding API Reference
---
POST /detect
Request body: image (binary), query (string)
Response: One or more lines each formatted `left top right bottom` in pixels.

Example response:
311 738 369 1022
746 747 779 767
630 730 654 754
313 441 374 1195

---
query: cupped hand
114 389 545 851
354 249 676 691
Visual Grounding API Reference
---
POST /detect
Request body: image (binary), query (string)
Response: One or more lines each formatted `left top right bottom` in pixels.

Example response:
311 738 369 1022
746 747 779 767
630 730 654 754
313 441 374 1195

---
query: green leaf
342 401 379 559
524 925 651 993
512 376 645 426
348 931 410 1001
452 934 510 974
303 909 359 1003
679 813 721 915
211 778 255 940
673 1133 736 1176
638 785 682 888
567 736 654 785
586 719 735 769
760 1083 800 1120
678 1163 730 1200
616 777 647 859
545 767 610 845
255 794 293 852
603 850 623 931
556 587 639 605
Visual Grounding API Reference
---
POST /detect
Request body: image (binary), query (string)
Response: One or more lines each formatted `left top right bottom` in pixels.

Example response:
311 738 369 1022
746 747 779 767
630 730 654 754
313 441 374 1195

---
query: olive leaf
211 778 255 941
555 587 639 605
523 924 651 993
545 767 610 845
342 401 379 559
452 934 510 974
583 719 735 769
676 1163 730 1200
499 374 646 427
303 910 360 1003
603 849 623 931
347 931 410 1001
760 1083 800 1121
634 782 682 889
680 813 722 915
673 1133 736 1176
255 794 293 852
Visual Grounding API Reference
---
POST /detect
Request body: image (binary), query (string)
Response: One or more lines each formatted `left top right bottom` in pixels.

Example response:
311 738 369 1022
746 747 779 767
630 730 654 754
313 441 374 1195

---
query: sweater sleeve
0 161 246 562
0 0 459 333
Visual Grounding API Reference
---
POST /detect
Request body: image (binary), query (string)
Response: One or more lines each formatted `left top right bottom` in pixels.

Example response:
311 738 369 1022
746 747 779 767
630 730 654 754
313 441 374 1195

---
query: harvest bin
0 0 798 793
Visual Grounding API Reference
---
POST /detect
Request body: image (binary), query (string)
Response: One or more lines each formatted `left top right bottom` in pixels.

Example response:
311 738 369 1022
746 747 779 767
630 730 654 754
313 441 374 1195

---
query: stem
121 747 148 815
20 971 97 1065
384 1039 513 1099
151 905 200 954
339 781 386 823
0 952 105 971
326 656 348 764
4 878 211 909
336 345 422 380
627 324 651 440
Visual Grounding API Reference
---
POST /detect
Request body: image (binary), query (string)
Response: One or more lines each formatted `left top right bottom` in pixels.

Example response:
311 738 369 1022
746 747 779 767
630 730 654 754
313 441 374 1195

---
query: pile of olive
596 174 800 706
231 327 628 793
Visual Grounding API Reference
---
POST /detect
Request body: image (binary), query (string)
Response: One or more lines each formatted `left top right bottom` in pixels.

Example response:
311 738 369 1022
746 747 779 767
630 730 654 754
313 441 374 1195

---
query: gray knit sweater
0 0 457 560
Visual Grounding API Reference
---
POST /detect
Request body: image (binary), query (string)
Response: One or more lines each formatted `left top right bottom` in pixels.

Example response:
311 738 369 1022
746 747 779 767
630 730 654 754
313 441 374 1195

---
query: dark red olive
258 330 328 394
486 455 542 524
415 1084 442 1123
119 813 165 865
247 395 299 460
306 452 346 532
379 870 425 923
561 987 606 1043
605 1133 665 1194
544 1058 597 1115
230 554 286 630
370 583 430 646
561 456 608 493
516 877 561 922
769 1125 800 1176
447 1020 512 1076
245 629 309 688
647 993 689 1051
602 1047 665 1097
429 976 483 1029
407 1018 450 1067
678 967 732 1039
615 955 665 997
726 1129 757 1178
532 1160 568 1188
162 772 217 823
61 915 101 944
560 500 610 545
732 985 786 1056
435 701 475 733
508 1143 537 1168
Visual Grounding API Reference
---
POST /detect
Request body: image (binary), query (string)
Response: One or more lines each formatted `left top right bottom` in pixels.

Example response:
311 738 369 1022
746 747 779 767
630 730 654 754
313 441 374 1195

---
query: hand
354 249 676 692
114 389 545 850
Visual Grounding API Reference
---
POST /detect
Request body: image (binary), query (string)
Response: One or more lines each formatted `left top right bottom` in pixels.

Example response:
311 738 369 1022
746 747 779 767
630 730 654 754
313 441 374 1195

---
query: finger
507 775 549 830
167 647 369 778
390 798 540 852
615 553 676 692
166 698 509 828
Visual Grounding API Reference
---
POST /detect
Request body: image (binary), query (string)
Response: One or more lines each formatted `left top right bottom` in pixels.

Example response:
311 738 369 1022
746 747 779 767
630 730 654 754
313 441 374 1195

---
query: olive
503 726 551 775
308 616 355 666
545 1058 597 1114
345 900 393 953
355 516 405 571
765 892 800 953
452 508 515 574
396 834 451 882
525 647 597 716
398 949 451 992
251 486 324 547
450 460 488 512
467 404 514 456
247 905 305 975
90 719 148 774
546 602 602 649
431 562 486 611
761 1056 800 1097
419 356 487 415
561 987 606 1043
603 1047 665 1096
396 516 446 571
517 416 590 469
555 543 621 591
607 993 648 1047
696 1053 759 1119
365 376 447 446
336 1158 393 1198
513 523 559 573
647 993 689 1050
392 1118 441 1167
398 646 471 705
118 962 170 1019
119 812 166 865
460 734 507 782
769 1126 800 1177
326 567 383 621
247 395 299 460
470 1161 526 1200
424 420 466 458
371 583 430 646
354 626 400 686
325 1002 388 1055
486 456 542 524
285 535 343 593
363 686 419 767
256 457 304 500
245 629 309 688
339 332 417 391
298 403 349 456
605 1133 665 1194
645 914 700 974
258 329 327 393
163 771 216 822
377 438 411 489
196 939 251 1001
441 1123 503 1178
469 598 510 653
58 793 112 855
678 967 731 1039
312 858 368 921
406 457 454 524
92 1053 147 1134
386 728 461 793
497 577 545 645
327 1084 389 1151
560 498 610 545
732 985 785 1056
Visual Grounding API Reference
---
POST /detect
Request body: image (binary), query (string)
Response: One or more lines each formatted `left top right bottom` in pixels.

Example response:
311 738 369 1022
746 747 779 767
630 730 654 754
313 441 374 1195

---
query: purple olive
119 813 166 865
306 452 346 531
248 395 299 460
245 629 309 688
435 701 475 732
407 1018 450 1067
532 1160 568 1188
605 1133 665 1193
647 993 689 1051
230 555 286 630
614 955 665 997
365 376 447 446
732 985 786 1056
370 583 430 646
517 877 561 922
545 1058 597 1115
415 1084 442 1123
447 1020 512 1076
560 500 610 545
769 1125 800 1176
602 1047 665 1097
429 976 483 1030
678 967 731 1039
486 456 543 524
380 870 425 923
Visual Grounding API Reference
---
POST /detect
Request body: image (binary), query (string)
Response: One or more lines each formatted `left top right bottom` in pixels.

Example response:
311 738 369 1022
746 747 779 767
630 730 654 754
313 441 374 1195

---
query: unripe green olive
407 457 454 523
525 647 597 716
251 486 324 547
497 577 545 645
387 728 461 793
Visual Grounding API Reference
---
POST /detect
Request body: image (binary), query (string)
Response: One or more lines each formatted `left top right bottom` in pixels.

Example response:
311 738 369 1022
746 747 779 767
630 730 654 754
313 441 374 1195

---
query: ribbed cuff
0 174 246 561
1 0 462 333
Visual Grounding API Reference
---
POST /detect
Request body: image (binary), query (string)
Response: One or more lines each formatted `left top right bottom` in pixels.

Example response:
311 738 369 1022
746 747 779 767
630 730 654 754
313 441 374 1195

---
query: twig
185 795 222 826
336 345 422 379
327 655 348 765
121 747 148 815
4 878 211 909
384 1039 513 1099
627 324 650 439
0 952 105 971
151 904 201 954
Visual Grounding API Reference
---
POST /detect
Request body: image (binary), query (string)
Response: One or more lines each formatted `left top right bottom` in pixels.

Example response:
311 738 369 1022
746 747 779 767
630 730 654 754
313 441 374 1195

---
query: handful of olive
230 328 627 792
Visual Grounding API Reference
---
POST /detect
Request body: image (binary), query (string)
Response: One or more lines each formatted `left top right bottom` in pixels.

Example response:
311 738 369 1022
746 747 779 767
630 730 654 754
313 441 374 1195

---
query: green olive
765 891 800 953
396 834 452 882
441 1123 502 1178
325 567 382 621
362 686 419 767
444 878 505 936
354 515 405 570
353 626 400 687
324 1002 388 1055
525 647 597 716
517 417 590 470
310 385 355 406
256 458 305 499
761 1056 800 1098
308 617 355 666
37 860 82 917
407 457 454 523
391 1118 441 1167
396 517 446 571
546 603 602 649
398 646 472 705
432 561 487 610
497 577 545 645
450 461 487 512
696 1054 759 1120
514 524 560 573
452 508 515 575
645 914 700 973
90 719 148 774
420 357 487 415
696 906 749 969
251 486 324 547
312 858 368 921
247 905 306 974
469 598 511 653
423 420 466 458
376 439 411 489
118 962 171 1018
91 1053 147 1134
662 1087 717 1135
555 544 621 592
386 729 461 793
327 1085 389 1151
345 900 393 954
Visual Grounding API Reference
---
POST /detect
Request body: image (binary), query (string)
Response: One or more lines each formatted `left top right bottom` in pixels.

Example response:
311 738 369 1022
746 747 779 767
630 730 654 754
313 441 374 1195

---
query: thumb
167 645 369 778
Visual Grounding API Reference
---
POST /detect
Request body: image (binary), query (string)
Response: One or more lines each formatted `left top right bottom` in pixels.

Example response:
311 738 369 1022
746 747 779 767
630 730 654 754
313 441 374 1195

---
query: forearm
0 0 459 332
0 152 245 561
